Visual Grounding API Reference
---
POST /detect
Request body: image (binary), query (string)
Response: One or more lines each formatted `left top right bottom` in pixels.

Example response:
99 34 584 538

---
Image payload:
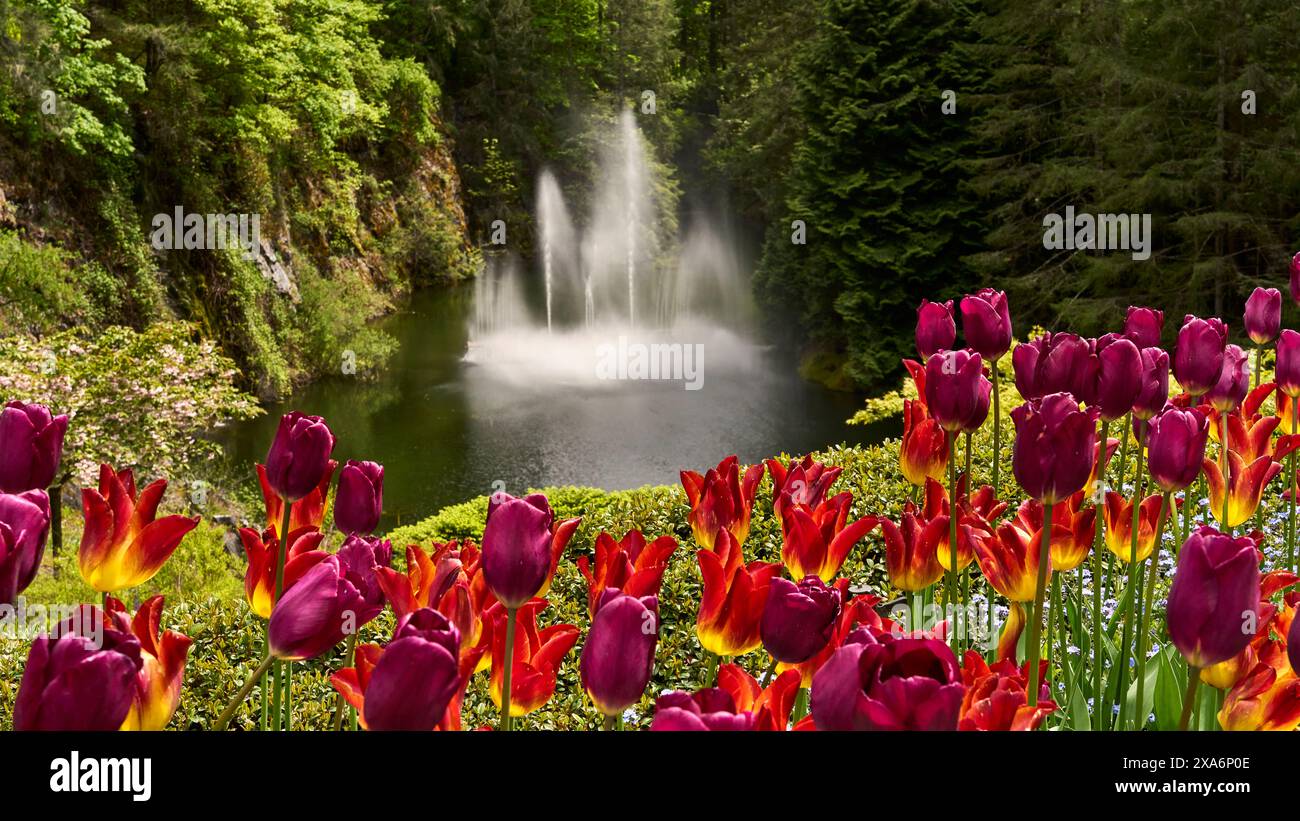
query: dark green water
218 286 893 530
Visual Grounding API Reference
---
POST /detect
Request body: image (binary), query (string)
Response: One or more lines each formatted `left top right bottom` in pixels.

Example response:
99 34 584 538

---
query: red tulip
1015 492 1096 572
1174 315 1227 397
1011 393 1098 504
1132 347 1170 420
1203 451 1281 529
0 489 50 606
0 400 67 494
78 464 200 593
718 664 804 731
1167 527 1260 668
377 541 492 654
916 299 956 359
959 289 1012 361
239 525 327 618
881 503 947 592
924 349 991 433
485 599 579 716
761 575 841 664
105 596 191 731
331 608 462 731
697 529 782 656
898 399 949 486
779 492 879 582
680 455 764 550
1218 662 1300 731
334 460 383 536
268 554 381 661
1244 287 1282 345
975 520 1046 602
1102 492 1165 564
810 626 964 731
777 581 883 688
13 606 142 731
257 460 335 540
1124 306 1164 349
580 590 659 716
766 455 843 524
1290 611 1299 680
576 529 677 618
263 412 336 502
958 651 1055 731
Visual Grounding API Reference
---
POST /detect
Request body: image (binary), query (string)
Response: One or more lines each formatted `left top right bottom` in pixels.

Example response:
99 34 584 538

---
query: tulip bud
1244 287 1281 345
14 606 143 731
363 608 462 731
761 576 841 664
1277 330 1300 399
264 412 336 502
269 555 379 661
1166 527 1260 669
915 299 956 359
1012 332 1090 401
1132 347 1170 420
0 490 50 606
1010 393 1099 504
481 493 557 608
1146 406 1209 493
924 349 991 433
1173 315 1227 397
1204 344 1250 412
334 460 383 536
810 628 964 731
0 401 67 494
1124 306 1164 349
959 289 1012 361
580 590 659 716
1088 334 1142 421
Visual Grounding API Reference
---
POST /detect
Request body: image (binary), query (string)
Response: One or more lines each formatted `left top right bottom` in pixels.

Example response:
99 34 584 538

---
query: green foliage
0 229 122 334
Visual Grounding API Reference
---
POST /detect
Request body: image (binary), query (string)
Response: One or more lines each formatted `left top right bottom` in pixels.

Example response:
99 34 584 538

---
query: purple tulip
363 608 461 731
1166 527 1260 669
1146 406 1209 493
809 627 964 731
915 300 956 359
264 412 336 502
0 490 50 606
1244 287 1281 345
1011 393 1099 504
761 575 840 664
650 688 755 731
1087 334 1143 421
1124 306 1164 349
1290 252 1300 307
1276 329 1300 398
337 534 392 608
0 401 67 494
1132 347 1170 421
580 589 659 716
959 289 1012 361
1204 344 1250 412
924 349 991 433
1173 315 1227 397
481 493 555 608
14 606 142 730
1012 332 1090 401
334 460 383 536
269 555 379 661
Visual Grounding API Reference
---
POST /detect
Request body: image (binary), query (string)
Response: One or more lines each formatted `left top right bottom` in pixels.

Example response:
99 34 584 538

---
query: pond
217 285 894 531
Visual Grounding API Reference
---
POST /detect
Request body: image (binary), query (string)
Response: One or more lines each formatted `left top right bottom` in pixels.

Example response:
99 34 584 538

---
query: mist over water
221 110 885 529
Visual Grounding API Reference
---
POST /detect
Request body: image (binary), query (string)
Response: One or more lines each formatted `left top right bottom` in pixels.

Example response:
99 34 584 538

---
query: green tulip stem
1178 666 1202 731
1220 411 1230 533
282 663 292 731
602 715 618 731
947 430 959 651
499 606 518 731
332 632 359 731
1289 408 1298 572
1115 411 1132 491
762 657 779 688
215 655 275 731
1091 418 1109 731
1049 572 1062 689
259 634 269 731
991 362 1002 492
1026 501 1053 708
1116 419 1146 730
1253 346 1261 392
792 687 809 725
1133 492 1171 731
268 499 293 731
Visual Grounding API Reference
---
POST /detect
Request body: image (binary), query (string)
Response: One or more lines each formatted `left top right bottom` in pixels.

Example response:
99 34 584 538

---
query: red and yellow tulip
697 529 781 657
78 464 200 593
767 455 843 524
958 650 1055 731
1218 661 1300 731
106 596 191 731
257 460 335 539
777 580 882 687
899 399 948 486
717 664 802 731
1102 491 1165 563
881 502 946 592
975 521 1045 603
1014 491 1096 572
239 526 327 618
1203 452 1282 529
680 455 764 550
485 599 579 717
576 529 678 618
779 492 879 582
